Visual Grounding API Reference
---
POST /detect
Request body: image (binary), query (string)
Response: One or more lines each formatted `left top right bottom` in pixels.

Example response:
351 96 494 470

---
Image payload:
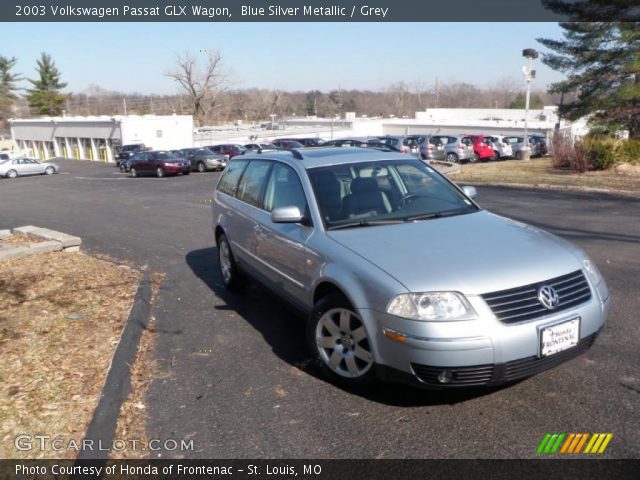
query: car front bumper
364 291 609 389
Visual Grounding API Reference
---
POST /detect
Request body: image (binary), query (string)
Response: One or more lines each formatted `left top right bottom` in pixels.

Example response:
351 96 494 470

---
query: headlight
583 258 603 286
387 292 477 321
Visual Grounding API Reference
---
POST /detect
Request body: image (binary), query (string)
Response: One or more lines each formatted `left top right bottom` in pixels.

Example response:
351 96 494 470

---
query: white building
9 114 193 163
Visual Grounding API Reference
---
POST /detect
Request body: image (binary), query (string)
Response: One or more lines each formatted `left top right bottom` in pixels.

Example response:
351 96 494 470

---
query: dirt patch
0 251 140 459
450 158 640 195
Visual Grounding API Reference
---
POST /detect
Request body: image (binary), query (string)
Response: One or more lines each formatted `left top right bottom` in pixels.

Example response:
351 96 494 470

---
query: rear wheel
6 169 17 179
197 162 206 173
492 151 499 161
44 166 55 175
470 153 480 163
445 152 458 163
515 150 523 160
307 293 375 388
156 167 164 178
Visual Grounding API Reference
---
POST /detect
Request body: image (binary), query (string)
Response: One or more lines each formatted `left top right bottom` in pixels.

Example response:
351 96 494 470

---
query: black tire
445 152 458 163
470 153 479 163
156 167 164 178
183 171 190 176
492 151 499 161
515 150 523 160
307 293 376 388
44 166 55 175
217 233 245 290
6 169 18 179
197 162 206 173
130 167 138 178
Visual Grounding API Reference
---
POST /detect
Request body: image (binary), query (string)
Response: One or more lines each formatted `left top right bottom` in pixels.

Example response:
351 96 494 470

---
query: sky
0 22 566 94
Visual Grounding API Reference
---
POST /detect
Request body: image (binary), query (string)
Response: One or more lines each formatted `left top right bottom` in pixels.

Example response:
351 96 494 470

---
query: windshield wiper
405 208 474 222
327 219 407 231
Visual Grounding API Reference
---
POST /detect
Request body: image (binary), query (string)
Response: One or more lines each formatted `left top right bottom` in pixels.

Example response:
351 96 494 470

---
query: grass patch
0 249 140 459
450 158 640 193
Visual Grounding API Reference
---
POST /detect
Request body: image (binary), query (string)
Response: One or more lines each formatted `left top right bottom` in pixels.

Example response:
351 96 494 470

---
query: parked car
244 143 275 151
116 143 148 166
529 135 549 157
275 137 326 147
0 157 59 178
321 138 370 148
271 139 305 150
463 135 495 162
178 148 228 172
483 135 514 160
404 135 445 161
430 135 475 163
212 147 609 389
374 136 416 155
207 144 247 159
503 136 543 159
128 150 191 178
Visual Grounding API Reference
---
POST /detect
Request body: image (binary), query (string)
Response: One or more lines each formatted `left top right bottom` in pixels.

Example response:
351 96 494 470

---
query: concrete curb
454 181 640 198
0 240 63 261
14 225 82 249
76 274 152 461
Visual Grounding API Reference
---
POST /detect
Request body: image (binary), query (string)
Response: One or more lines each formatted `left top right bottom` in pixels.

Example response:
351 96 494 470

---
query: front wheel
156 167 164 178
44 166 55 175
218 233 245 290
130 167 138 178
307 293 375 388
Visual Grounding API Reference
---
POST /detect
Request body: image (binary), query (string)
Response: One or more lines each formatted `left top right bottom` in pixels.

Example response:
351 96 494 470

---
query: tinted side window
217 159 249 196
236 160 272 208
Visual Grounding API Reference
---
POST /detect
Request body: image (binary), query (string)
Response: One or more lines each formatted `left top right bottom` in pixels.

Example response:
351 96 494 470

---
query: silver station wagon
212 148 610 389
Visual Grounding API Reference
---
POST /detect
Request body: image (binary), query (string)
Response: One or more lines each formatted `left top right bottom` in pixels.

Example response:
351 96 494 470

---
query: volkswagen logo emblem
538 285 560 310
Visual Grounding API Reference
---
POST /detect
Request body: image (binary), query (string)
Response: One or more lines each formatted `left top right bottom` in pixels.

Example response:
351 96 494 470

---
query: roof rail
289 149 304 160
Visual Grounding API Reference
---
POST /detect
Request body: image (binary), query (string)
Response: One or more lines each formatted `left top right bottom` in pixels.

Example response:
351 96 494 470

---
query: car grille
410 333 597 387
481 270 591 324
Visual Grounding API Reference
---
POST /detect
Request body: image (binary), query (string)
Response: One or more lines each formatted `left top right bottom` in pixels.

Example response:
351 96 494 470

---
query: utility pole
521 48 538 161
123 98 127 116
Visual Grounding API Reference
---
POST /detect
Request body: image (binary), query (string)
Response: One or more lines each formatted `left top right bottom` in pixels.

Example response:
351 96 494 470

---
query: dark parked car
275 137 326 147
207 144 247 159
178 147 228 172
321 138 370 148
116 143 148 166
244 143 275 151
271 139 305 150
129 150 191 178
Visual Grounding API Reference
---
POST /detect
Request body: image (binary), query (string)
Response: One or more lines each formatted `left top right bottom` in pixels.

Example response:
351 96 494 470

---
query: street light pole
521 48 538 161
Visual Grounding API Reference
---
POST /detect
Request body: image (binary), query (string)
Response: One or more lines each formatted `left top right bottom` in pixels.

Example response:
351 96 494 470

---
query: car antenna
290 149 304 160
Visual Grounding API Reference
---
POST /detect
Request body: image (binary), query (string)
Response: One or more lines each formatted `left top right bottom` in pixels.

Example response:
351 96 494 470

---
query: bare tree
165 49 228 126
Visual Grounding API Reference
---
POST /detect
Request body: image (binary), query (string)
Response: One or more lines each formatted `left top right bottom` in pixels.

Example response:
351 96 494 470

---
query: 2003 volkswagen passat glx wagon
211 147 609 388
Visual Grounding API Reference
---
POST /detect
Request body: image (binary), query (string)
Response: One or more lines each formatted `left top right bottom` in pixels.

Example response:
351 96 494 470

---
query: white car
484 136 514 160
0 158 60 178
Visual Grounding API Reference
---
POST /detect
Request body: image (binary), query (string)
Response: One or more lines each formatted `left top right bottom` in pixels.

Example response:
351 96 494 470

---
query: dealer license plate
540 318 580 357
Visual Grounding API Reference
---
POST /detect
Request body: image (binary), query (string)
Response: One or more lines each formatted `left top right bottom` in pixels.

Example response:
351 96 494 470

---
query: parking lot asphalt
1 159 639 459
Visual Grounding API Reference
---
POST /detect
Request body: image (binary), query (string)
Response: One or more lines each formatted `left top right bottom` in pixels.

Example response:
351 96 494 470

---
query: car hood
327 210 584 295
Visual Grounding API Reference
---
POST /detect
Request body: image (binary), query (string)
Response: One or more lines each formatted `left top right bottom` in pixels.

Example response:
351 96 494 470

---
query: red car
463 135 495 162
129 150 191 178
207 144 247 159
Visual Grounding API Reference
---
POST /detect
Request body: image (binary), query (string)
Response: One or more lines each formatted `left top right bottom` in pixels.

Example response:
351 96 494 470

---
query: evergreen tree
538 3 640 138
509 92 544 110
0 55 22 123
25 52 68 116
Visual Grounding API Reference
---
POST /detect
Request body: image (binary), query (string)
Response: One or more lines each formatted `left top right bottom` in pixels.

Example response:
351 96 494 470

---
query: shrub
582 138 616 170
618 139 640 164
551 130 587 172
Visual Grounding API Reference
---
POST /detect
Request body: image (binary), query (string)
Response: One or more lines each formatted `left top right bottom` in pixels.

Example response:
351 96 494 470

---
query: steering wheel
399 193 421 206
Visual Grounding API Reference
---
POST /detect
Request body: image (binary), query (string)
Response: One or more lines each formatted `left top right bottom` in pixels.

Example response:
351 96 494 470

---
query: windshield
308 159 478 230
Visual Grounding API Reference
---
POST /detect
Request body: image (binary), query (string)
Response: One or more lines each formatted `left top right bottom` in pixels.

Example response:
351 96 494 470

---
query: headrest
350 177 379 194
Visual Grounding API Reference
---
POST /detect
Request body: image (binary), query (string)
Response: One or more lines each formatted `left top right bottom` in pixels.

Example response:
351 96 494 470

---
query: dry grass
0 250 140 459
450 158 640 194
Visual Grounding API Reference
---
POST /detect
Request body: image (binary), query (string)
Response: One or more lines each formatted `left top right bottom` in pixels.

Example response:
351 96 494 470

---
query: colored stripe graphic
539 433 613 454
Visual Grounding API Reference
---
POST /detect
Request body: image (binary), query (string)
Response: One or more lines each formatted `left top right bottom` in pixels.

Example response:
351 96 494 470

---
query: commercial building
9 114 193 162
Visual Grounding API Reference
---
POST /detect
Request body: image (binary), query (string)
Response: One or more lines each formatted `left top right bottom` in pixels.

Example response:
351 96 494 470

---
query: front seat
341 177 392 218
311 171 343 221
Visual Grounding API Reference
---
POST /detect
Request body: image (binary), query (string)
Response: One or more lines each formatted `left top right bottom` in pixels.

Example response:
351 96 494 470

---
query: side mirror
461 185 477 199
271 206 304 224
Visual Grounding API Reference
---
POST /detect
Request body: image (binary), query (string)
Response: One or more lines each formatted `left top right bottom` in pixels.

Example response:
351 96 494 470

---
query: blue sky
0 22 565 94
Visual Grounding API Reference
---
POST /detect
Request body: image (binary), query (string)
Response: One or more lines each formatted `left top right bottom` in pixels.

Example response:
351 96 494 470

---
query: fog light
437 370 453 384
